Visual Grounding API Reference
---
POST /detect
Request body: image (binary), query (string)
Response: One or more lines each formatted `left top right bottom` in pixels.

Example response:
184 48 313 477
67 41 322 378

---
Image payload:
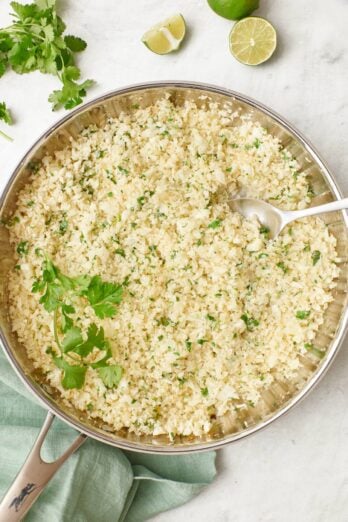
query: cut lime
141 14 186 55
229 17 277 65
207 0 259 20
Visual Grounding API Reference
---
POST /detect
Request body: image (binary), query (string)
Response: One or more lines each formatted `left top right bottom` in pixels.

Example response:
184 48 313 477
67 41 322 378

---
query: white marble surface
0 0 348 521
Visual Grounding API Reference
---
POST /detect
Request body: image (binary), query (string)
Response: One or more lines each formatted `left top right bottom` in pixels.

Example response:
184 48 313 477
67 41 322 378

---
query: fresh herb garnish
0 0 94 113
311 250 321 266
295 310 310 320
208 219 222 229
276 261 288 274
58 218 68 235
158 316 170 327
185 339 192 352
241 313 259 331
115 248 125 258
259 226 270 237
32 258 123 389
201 387 208 397
82 275 123 319
97 365 123 388
16 240 29 256
0 101 13 141
304 343 325 359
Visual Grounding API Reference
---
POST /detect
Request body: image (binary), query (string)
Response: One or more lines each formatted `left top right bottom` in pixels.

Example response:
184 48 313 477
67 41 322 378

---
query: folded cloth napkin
0 349 216 521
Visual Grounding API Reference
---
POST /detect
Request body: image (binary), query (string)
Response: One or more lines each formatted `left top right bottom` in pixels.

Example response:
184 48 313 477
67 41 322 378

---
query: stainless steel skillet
0 82 347 520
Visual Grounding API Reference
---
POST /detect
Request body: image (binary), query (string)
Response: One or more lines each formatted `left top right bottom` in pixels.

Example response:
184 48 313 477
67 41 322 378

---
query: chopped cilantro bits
276 261 288 273
260 226 270 237
117 165 129 175
115 248 126 258
296 310 310 320
312 250 321 266
304 343 325 359
16 241 29 256
208 219 222 229
241 314 259 331
201 387 209 397
59 218 68 235
185 340 192 352
158 317 170 326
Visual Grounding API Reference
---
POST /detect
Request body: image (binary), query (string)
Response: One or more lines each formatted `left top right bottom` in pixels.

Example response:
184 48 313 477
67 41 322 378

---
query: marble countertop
0 0 347 520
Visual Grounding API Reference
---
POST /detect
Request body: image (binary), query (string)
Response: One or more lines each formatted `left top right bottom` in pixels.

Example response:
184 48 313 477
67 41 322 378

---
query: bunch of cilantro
32 258 124 390
0 0 94 135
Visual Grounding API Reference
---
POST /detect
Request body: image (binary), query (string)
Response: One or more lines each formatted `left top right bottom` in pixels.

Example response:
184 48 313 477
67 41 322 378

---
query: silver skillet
0 82 347 521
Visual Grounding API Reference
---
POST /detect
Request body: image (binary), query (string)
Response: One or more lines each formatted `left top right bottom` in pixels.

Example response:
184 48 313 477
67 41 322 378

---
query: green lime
229 17 277 65
207 0 259 20
141 14 186 55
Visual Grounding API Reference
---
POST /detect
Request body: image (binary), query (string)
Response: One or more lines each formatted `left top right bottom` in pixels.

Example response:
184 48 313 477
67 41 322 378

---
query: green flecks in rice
7 98 339 437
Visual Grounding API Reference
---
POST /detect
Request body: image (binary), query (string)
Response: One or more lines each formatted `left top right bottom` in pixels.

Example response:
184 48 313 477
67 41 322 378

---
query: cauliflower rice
7 97 339 437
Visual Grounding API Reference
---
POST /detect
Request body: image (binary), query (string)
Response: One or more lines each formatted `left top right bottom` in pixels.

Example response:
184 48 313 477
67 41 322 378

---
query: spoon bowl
229 197 348 239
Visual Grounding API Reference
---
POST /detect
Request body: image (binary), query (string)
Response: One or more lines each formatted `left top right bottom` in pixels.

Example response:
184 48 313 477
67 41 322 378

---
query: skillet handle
0 411 86 522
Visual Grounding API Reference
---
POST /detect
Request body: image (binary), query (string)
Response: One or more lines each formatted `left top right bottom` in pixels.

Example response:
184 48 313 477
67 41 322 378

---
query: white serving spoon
229 197 348 239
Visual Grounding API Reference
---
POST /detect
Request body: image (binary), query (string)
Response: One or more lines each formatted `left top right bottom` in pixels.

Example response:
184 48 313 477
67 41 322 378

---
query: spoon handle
288 197 348 221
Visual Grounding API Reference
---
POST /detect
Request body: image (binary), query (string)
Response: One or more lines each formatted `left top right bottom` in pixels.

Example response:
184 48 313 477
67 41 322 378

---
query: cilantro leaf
35 0 56 9
48 73 94 111
10 2 38 20
0 102 13 125
42 258 58 282
64 35 87 52
32 278 46 293
83 276 123 319
39 282 64 312
53 356 87 390
73 323 107 357
97 365 123 388
61 326 83 353
61 303 75 332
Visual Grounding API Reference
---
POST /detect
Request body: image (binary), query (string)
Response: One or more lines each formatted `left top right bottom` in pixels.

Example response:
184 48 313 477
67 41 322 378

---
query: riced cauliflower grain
7 98 339 436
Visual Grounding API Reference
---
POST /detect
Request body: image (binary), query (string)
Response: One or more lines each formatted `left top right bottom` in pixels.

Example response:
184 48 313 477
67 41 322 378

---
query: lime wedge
229 17 277 66
141 14 186 55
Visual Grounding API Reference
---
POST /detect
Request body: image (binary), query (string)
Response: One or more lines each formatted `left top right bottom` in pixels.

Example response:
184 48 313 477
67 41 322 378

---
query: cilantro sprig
0 0 94 117
33 258 123 390
0 101 13 141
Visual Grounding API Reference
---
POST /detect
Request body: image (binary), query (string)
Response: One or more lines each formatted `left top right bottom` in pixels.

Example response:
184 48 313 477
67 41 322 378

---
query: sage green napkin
0 350 216 521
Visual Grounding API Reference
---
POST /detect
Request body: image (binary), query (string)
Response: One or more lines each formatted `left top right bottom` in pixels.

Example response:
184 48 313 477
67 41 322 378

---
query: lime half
141 14 186 55
229 17 277 65
207 0 259 21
